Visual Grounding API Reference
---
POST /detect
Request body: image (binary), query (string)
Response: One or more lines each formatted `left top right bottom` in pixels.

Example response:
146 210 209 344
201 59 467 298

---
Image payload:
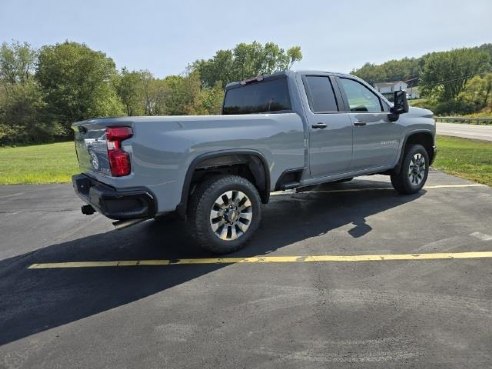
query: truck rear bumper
72 174 156 220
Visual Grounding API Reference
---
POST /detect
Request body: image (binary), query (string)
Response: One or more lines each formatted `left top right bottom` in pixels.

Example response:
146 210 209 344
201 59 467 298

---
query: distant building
374 81 422 100
406 86 420 99
374 81 408 96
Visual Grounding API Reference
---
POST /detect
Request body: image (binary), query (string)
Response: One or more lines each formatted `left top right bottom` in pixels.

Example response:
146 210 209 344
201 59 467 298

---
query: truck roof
225 70 357 89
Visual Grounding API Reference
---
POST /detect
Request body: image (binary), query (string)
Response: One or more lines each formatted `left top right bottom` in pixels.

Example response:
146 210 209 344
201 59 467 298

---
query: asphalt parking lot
0 170 491 369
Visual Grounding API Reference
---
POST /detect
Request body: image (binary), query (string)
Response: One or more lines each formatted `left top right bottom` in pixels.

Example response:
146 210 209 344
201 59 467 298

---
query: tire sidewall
194 176 261 253
401 144 429 193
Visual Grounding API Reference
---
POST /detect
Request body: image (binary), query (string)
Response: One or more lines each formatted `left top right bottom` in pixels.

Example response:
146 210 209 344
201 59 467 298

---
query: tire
391 144 429 195
188 175 262 254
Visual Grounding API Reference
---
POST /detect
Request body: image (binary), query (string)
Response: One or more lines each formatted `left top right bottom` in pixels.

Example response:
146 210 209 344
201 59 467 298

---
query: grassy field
0 142 78 185
433 136 492 186
0 137 490 186
408 98 426 107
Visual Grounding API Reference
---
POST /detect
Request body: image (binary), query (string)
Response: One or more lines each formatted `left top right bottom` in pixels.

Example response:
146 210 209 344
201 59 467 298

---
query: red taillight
106 127 133 177
108 150 131 176
106 127 133 141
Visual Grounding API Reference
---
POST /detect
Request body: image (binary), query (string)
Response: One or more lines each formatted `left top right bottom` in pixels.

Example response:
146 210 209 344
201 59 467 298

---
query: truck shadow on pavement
0 179 423 345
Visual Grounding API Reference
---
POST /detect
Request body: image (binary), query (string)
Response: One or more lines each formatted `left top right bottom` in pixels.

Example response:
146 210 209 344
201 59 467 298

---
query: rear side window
223 78 291 115
304 76 339 113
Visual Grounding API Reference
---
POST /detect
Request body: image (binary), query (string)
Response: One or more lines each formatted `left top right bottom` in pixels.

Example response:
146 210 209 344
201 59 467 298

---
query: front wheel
188 175 262 254
391 144 429 194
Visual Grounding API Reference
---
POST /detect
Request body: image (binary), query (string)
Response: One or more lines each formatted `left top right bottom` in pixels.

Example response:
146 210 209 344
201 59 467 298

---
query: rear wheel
188 175 262 254
391 144 429 194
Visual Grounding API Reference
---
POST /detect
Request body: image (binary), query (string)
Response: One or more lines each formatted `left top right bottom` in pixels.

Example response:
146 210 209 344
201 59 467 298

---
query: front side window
339 78 383 113
222 77 291 115
303 76 339 113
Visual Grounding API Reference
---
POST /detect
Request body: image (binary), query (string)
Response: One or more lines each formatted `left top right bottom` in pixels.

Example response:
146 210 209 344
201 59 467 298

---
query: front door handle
312 122 327 129
354 120 367 126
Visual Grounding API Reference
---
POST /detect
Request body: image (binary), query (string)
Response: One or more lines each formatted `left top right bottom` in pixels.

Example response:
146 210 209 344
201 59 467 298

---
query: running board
280 182 300 190
112 218 149 230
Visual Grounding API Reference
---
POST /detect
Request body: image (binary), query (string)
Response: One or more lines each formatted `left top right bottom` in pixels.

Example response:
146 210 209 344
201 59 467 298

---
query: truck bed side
73 113 305 214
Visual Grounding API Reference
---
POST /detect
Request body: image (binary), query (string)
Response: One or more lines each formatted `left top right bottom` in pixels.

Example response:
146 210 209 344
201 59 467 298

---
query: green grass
408 98 425 106
0 142 78 185
434 136 492 186
0 137 491 187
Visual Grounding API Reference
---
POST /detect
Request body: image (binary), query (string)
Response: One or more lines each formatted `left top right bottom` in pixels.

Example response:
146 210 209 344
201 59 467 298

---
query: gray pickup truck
72 70 436 253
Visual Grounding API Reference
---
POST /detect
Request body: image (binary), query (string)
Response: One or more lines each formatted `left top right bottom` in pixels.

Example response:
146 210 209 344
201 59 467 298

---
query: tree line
352 44 492 115
0 41 302 145
2 40 491 145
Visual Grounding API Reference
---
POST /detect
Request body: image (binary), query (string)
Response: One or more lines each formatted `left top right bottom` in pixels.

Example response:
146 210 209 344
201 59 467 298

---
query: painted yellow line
425 184 486 189
270 183 486 196
27 251 492 269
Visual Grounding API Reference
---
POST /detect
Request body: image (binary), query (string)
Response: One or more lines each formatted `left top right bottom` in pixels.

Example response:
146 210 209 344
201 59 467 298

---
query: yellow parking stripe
424 184 486 189
27 251 492 269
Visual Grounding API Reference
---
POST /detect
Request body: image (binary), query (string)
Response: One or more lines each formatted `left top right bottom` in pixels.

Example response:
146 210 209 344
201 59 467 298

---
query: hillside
352 43 492 86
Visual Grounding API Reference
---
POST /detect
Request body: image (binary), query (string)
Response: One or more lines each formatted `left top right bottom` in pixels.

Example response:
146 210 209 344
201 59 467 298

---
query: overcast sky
1 0 491 77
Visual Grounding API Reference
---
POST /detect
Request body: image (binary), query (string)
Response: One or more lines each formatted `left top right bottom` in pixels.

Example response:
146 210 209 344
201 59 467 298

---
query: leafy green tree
115 68 146 116
193 41 302 87
478 43 492 59
0 41 57 144
193 50 234 90
159 71 223 115
198 81 224 115
351 62 383 84
115 68 222 117
0 80 65 144
352 43 492 90
352 57 421 85
116 69 170 116
162 73 200 115
140 71 168 115
420 48 491 102
459 73 492 112
36 41 124 134
0 41 37 85
149 78 171 115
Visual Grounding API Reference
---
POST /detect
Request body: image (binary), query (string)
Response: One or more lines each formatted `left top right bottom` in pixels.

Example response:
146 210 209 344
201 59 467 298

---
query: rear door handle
312 122 327 129
354 121 367 126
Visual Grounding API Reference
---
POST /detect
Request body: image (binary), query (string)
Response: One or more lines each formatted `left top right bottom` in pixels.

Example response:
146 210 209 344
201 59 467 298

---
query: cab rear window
222 77 292 115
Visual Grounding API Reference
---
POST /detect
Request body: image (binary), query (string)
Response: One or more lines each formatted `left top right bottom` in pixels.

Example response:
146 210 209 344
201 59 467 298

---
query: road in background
437 122 492 141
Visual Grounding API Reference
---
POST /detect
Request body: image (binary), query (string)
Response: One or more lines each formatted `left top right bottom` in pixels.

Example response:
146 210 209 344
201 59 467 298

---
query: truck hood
406 106 434 119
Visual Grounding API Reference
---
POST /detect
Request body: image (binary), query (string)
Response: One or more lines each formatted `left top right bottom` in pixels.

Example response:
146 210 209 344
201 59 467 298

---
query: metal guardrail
435 116 492 125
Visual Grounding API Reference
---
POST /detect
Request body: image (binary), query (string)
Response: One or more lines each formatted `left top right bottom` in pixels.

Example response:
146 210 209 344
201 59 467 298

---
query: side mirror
390 90 409 115
388 90 409 122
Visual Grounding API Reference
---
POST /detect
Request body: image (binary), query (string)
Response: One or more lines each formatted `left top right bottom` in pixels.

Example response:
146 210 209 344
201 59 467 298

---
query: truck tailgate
73 123 112 176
